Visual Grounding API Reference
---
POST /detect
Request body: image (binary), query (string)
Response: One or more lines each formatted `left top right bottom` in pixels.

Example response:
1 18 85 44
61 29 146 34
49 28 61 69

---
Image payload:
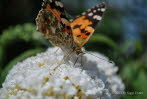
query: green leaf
89 34 121 52
0 23 49 68
121 61 147 99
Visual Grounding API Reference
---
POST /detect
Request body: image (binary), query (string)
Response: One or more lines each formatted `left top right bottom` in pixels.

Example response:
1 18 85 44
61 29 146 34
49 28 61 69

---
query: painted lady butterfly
36 0 106 55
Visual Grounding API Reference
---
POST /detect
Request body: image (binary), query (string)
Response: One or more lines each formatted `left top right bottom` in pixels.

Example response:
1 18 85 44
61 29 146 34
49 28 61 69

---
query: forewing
70 2 106 47
42 0 71 34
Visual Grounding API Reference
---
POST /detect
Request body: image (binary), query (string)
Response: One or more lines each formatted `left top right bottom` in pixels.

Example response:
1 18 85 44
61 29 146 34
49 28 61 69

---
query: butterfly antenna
84 51 113 63
81 55 84 69
74 56 79 66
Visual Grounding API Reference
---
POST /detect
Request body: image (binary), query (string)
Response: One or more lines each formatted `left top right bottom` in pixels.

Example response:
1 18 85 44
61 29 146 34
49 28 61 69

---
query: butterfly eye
66 26 71 29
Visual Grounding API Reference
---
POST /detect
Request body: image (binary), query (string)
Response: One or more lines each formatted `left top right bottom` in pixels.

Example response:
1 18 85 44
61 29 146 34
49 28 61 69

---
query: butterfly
37 0 106 55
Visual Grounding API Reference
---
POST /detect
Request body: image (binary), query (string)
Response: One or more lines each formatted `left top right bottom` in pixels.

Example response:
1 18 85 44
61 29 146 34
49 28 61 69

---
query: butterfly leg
73 53 85 68
62 50 75 64
81 54 83 68
54 48 60 57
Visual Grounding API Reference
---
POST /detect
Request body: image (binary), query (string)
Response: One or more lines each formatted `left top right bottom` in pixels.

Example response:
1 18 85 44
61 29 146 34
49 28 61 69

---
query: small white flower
0 47 124 99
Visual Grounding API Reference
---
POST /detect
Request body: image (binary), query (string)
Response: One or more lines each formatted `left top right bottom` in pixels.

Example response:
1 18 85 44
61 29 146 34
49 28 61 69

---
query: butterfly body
36 0 106 55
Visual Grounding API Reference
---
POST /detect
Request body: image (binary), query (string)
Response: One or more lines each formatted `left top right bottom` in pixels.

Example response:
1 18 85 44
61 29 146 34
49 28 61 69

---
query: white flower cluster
0 47 124 99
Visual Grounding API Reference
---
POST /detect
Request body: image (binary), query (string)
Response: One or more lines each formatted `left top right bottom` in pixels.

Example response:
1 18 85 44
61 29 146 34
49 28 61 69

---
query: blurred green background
0 0 147 99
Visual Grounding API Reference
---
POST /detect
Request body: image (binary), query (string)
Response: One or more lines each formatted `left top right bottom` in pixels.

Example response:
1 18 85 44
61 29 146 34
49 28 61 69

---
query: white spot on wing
93 15 102 20
101 8 106 12
58 2 63 8
88 12 93 16
55 1 58 6
55 1 63 8
82 12 86 15
97 8 101 11
93 10 97 13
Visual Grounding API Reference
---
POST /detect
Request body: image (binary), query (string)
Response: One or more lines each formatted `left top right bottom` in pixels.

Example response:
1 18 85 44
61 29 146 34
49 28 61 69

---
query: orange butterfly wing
70 2 106 47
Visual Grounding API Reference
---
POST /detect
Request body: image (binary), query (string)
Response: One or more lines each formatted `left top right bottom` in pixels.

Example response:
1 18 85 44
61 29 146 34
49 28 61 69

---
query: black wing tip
101 2 107 5
42 0 48 9
97 2 107 8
